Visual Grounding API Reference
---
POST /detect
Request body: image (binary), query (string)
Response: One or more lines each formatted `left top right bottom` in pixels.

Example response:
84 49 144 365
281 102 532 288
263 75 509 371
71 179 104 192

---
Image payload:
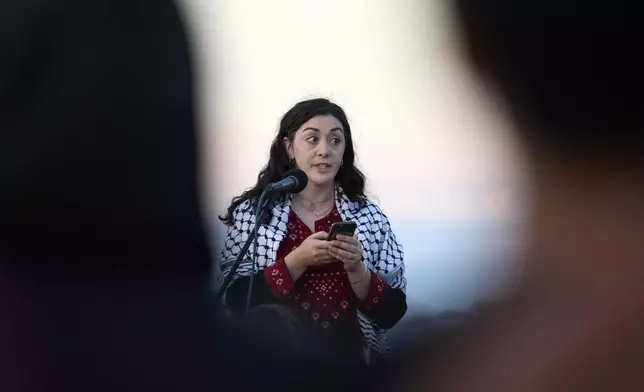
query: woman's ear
283 137 293 158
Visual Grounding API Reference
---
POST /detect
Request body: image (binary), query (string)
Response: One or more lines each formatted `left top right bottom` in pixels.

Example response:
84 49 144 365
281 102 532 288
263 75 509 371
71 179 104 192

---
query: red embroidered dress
262 203 388 350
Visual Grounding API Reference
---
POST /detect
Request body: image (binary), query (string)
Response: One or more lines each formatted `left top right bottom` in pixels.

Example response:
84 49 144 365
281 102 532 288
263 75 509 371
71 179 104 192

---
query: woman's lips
313 163 332 171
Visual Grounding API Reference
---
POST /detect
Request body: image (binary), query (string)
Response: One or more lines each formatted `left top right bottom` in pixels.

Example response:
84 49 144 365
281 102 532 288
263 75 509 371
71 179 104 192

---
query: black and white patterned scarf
218 184 406 355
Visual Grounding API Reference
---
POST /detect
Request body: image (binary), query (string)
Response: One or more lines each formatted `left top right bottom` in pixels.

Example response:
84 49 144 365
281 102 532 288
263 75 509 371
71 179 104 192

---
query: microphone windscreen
283 169 308 193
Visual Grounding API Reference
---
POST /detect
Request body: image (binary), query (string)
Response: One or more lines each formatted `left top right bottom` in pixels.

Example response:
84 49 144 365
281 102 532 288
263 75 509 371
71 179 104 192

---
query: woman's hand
284 231 333 280
330 234 371 299
329 234 363 273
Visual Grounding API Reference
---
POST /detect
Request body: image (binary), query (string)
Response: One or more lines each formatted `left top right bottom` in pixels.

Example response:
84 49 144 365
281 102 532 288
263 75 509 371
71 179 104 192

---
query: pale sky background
181 0 528 314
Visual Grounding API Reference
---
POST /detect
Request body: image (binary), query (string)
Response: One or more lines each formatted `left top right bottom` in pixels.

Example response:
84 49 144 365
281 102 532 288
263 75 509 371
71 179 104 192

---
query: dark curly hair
219 98 367 225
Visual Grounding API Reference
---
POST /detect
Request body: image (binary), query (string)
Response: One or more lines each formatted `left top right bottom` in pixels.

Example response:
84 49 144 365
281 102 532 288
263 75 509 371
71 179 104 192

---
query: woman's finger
323 256 336 264
330 247 355 261
316 254 335 265
312 240 331 249
336 235 359 245
330 245 361 262
331 240 359 254
314 247 330 257
309 231 329 240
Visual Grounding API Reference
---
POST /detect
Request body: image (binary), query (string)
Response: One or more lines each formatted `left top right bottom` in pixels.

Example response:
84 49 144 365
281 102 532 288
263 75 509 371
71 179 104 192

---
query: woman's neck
296 183 335 203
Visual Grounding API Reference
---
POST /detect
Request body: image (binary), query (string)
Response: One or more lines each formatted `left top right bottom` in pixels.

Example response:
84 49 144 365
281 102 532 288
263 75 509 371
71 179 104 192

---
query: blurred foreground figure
0 1 309 391
0 0 219 390
393 2 644 391
0 1 365 391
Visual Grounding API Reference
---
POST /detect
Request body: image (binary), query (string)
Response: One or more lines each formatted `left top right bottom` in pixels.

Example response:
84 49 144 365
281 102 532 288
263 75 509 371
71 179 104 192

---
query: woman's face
284 115 346 188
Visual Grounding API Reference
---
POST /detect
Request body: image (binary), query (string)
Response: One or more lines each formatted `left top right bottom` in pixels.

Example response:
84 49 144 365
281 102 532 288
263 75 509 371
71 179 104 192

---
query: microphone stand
216 175 301 314
215 194 270 303
245 189 270 315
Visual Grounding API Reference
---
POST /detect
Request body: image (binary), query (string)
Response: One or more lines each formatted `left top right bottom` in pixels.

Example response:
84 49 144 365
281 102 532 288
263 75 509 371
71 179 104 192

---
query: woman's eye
331 137 342 145
306 136 317 144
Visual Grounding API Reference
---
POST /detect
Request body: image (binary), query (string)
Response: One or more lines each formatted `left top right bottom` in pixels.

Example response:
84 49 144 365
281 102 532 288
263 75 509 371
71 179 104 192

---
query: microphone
265 169 308 194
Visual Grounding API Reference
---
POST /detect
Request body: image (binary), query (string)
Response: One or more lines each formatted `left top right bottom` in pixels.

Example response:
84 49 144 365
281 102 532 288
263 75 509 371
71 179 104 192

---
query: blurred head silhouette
397 2 644 391
456 0 644 302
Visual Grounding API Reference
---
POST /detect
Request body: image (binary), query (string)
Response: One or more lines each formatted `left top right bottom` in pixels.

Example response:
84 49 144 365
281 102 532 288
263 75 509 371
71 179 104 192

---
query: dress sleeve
356 270 407 329
225 257 297 315
263 257 297 298
356 207 407 329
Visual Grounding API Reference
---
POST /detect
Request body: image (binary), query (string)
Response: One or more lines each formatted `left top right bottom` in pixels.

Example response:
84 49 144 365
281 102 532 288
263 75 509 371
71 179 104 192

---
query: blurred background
181 0 527 321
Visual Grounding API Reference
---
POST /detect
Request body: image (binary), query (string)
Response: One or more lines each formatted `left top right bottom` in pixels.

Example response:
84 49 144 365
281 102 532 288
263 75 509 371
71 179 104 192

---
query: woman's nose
317 141 331 157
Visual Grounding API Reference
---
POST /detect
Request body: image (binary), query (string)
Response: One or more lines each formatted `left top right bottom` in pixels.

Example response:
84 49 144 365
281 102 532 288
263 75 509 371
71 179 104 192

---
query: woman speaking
218 98 407 368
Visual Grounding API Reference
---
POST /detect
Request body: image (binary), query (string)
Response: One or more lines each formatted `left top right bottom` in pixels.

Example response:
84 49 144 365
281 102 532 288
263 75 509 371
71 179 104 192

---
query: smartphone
328 221 357 241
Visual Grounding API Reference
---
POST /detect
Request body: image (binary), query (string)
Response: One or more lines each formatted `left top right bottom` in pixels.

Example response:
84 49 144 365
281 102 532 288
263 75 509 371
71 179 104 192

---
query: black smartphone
328 221 357 241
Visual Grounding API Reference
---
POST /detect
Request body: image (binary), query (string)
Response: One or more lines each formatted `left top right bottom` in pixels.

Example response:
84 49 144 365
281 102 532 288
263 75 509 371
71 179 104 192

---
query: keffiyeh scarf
218 184 406 355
